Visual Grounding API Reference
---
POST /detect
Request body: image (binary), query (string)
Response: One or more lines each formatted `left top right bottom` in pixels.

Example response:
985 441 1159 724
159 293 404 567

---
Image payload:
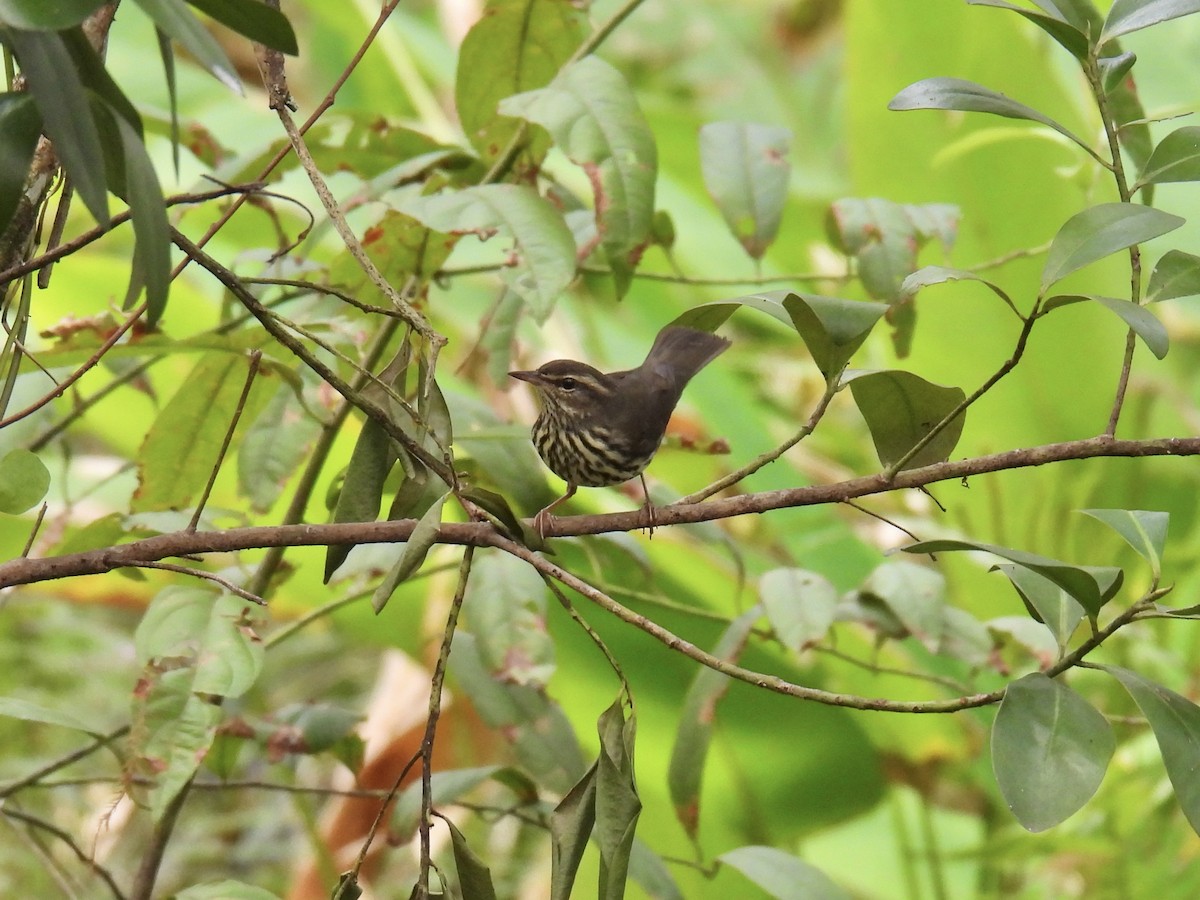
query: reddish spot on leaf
363 225 385 245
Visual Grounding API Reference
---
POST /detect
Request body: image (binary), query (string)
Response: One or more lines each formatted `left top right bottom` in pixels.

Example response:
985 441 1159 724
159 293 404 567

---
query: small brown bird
510 325 730 536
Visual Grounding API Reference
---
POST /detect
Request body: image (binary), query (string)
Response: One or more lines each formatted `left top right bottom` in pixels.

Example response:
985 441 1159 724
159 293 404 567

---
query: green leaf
1041 203 1184 294
444 816 498 900
371 491 448 613
0 0 102 29
324 418 399 581
391 766 503 837
0 448 50 514
992 673 1114 832
456 0 585 168
994 564 1084 648
5 28 108 222
186 0 298 54
0 93 41 232
551 762 598 900
904 539 1118 617
1102 665 1200 834
595 698 641 900
759 568 838 652
1079 508 1168 578
1148 249 1200 302
1042 294 1168 359
719 846 848 900
888 77 1092 155
0 696 102 734
110 109 171 324
1135 125 1200 189
131 0 240 92
1101 0 1200 43
628 840 684 900
1098 50 1138 93
668 608 759 839
968 0 1091 58
467 553 554 687
856 561 947 652
175 882 281 900
401 184 576 322
845 369 966 470
699 121 792 259
134 351 270 513
901 265 1013 306
238 382 323 514
825 198 959 302
500 55 656 297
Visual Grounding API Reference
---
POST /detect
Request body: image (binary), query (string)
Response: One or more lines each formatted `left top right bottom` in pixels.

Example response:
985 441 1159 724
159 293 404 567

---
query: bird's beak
509 370 540 385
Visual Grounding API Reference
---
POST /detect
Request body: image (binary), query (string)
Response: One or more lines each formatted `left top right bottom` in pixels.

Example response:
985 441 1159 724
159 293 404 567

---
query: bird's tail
643 325 731 386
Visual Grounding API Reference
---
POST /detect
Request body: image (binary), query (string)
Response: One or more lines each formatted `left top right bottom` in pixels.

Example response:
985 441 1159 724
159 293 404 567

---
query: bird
509 324 730 537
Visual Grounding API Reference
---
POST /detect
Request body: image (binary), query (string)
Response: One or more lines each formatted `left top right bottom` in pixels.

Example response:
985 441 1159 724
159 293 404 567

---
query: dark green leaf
156 29 180 174
1148 249 1200 302
402 185 576 322
5 28 108 222
551 763 598 900
0 0 102 29
992 673 1114 831
59 26 141 132
444 817 498 900
888 77 1091 154
668 608 759 839
1099 50 1138 93
186 0 298 54
110 110 171 324
0 448 50 514
500 55 656 298
968 0 1091 58
1041 203 1183 293
0 93 41 232
719 846 848 900
595 698 640 900
845 369 966 470
905 539 1116 616
1042 294 1168 359
131 0 240 92
759 568 838 652
699 121 792 259
1101 0 1200 43
371 491 448 612
994 563 1084 647
1136 126 1200 188
1102 665 1200 834
1079 508 1168 577
324 418 398 581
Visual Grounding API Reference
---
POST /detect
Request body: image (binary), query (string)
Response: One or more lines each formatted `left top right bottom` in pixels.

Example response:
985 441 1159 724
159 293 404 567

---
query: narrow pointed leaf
0 697 102 734
595 698 640 900
1041 203 1183 293
1079 508 1168 577
324 418 399 581
551 763 598 900
845 369 966 470
0 94 41 232
444 817 498 900
371 492 448 613
1101 0 1200 43
889 77 1091 154
1103 665 1200 834
699 121 792 259
992 673 1114 831
719 846 848 900
131 0 241 92
111 111 171 325
1043 294 1168 359
1136 126 1200 188
1148 249 1200 302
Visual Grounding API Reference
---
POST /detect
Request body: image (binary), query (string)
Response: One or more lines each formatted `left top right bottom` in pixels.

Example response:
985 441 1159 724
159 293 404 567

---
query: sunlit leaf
992 673 1114 831
0 696 102 734
175 879 282 899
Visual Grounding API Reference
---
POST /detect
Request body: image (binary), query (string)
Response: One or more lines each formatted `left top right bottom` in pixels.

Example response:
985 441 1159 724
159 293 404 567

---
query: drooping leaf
131 0 241 92
402 184 576 322
500 55 657 297
5 28 108 222
1102 665 1200 834
1135 126 1200 188
719 846 848 900
1040 203 1183 294
668 608 759 839
759 568 838 653
0 93 41 232
1147 249 1200 302
1042 294 1168 359
699 121 792 259
845 369 966 470
0 448 50 514
1079 508 1168 578
994 563 1085 648
551 762 598 900
457 0 586 169
185 0 298 53
905 539 1118 617
888 77 1092 155
444 816 499 900
324 418 399 582
901 265 1014 307
992 673 1114 831
1101 0 1200 44
371 491 449 612
595 698 641 900
466 553 554 688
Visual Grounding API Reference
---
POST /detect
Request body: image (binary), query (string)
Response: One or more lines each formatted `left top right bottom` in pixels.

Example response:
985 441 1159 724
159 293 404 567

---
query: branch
4 435 1200 588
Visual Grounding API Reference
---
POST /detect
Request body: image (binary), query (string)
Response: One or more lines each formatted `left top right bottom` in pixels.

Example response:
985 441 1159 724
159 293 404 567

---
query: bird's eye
559 377 578 391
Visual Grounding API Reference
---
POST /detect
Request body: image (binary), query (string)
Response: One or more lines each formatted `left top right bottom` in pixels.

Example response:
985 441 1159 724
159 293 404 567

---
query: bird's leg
639 473 656 538
533 483 577 540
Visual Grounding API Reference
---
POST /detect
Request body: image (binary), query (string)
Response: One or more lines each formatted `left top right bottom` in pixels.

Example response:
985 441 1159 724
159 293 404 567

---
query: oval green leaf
1136 125 1200 188
1041 204 1184 294
1101 0 1200 44
699 121 792 260
0 448 50 514
759 568 838 652
845 369 966 470
992 673 1114 832
1148 249 1200 302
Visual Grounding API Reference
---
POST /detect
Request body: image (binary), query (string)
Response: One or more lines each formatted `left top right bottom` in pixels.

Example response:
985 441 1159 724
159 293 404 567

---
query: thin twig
189 350 262 531
127 561 265 605
1 807 126 900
